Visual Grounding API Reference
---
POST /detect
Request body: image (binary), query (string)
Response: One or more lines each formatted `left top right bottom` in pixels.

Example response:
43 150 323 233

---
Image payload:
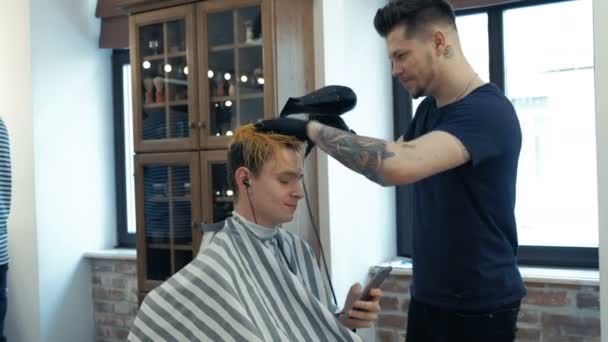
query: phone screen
360 266 392 301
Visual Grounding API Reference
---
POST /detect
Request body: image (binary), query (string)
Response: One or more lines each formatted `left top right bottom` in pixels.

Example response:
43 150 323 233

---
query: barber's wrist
306 120 321 142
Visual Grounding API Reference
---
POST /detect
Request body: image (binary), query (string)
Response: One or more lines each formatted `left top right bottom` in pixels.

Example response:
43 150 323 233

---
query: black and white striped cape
128 216 362 341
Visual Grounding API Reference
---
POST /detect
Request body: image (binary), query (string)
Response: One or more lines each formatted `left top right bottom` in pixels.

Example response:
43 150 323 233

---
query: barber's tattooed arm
314 125 395 185
307 121 471 186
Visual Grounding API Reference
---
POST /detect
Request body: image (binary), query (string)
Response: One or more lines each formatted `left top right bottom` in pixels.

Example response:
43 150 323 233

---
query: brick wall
85 257 600 342
376 273 601 342
89 258 138 342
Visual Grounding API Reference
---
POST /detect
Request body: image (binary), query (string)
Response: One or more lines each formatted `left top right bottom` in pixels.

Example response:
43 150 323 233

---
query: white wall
0 2 41 342
593 0 607 340
30 0 115 340
314 0 395 306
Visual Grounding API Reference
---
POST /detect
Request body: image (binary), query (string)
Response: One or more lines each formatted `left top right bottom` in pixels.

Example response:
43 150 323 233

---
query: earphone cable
245 187 258 225
302 177 338 307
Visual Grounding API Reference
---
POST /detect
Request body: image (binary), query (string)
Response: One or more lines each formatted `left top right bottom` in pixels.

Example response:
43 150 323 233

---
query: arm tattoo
315 125 395 185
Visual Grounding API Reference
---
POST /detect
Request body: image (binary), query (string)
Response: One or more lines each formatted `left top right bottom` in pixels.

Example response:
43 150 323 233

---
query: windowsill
83 248 136 261
375 257 599 286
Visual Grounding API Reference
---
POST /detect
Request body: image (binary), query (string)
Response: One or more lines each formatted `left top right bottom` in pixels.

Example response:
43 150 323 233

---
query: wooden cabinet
130 0 277 152
134 150 232 293
126 0 315 299
130 5 198 152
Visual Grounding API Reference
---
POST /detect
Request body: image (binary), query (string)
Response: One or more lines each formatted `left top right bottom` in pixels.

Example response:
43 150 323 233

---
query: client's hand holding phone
360 266 392 301
339 266 391 329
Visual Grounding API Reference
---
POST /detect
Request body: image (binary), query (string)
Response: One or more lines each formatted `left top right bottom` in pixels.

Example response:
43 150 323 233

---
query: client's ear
235 167 252 191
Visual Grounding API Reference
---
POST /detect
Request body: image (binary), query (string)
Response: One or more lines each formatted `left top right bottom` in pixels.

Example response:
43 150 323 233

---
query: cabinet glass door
132 5 197 152
136 153 201 289
202 3 270 148
201 151 233 232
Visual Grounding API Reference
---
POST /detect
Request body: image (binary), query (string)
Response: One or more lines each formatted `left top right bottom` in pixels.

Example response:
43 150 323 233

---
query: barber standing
255 1 526 341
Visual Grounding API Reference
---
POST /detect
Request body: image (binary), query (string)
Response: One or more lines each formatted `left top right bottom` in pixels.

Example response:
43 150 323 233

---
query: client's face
251 147 304 227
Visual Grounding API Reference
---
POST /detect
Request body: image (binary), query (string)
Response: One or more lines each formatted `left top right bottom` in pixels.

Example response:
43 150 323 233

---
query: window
504 1 596 248
113 50 137 247
396 0 598 268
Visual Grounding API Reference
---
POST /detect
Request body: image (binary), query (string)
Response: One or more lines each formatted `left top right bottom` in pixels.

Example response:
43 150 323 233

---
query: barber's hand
254 118 310 141
338 283 383 329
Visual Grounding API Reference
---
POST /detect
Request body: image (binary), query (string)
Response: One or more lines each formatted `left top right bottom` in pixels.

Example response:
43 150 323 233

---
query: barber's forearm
307 121 395 186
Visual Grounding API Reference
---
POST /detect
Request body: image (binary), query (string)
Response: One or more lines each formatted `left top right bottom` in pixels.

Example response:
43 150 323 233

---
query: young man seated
128 124 383 342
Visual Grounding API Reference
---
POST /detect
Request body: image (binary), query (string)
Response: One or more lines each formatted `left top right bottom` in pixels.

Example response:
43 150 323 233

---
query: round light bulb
224 73 231 81
226 130 234 136
215 133 220 136
142 61 151 69
257 77 265 85
183 66 189 75
164 64 172 73
240 75 248 83
208 70 214 78
225 101 233 107
215 191 221 196
226 190 234 196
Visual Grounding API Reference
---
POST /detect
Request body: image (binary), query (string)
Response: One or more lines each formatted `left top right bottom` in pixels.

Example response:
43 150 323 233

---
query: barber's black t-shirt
405 83 526 311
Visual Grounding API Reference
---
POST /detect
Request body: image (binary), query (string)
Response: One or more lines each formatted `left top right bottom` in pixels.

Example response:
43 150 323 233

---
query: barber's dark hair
374 0 456 38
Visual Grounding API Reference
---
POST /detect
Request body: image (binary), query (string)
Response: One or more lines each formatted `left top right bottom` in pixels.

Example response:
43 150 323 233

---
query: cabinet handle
198 121 206 129
189 122 197 129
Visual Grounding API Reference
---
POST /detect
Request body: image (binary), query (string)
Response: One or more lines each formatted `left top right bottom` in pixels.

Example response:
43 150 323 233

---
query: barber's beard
411 89 425 99
400 77 426 99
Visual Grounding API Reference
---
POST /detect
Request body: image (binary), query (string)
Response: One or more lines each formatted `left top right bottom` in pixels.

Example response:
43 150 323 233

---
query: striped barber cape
129 216 362 342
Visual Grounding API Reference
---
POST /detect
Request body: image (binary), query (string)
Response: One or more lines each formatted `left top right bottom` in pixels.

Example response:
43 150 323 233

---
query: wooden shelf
210 92 263 102
148 195 191 203
214 196 234 203
148 244 193 251
169 100 188 107
209 42 262 52
167 78 188 86
143 103 165 109
141 54 164 61
211 96 235 102
240 93 264 100
144 100 189 109
141 51 187 61
167 51 187 58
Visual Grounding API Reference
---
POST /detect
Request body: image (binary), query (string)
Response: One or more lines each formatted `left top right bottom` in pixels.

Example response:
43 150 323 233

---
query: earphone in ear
243 179 250 188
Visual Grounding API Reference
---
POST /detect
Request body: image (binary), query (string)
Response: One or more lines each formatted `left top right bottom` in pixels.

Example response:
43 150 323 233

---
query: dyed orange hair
227 124 303 197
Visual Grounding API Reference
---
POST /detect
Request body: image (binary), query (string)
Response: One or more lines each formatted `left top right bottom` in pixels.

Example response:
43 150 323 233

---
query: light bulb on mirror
183 66 189 75
142 61 151 69
208 70 214 79
226 130 233 136
224 73 231 81
225 101 233 107
240 75 248 83
215 133 220 136
215 191 221 196
226 190 234 197
164 64 172 73
257 77 265 85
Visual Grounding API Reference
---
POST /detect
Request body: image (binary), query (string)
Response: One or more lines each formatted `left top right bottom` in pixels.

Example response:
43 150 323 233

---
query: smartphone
360 266 392 301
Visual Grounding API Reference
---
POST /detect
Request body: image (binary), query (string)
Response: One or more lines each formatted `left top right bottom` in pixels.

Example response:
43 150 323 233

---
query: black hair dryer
279 85 357 117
